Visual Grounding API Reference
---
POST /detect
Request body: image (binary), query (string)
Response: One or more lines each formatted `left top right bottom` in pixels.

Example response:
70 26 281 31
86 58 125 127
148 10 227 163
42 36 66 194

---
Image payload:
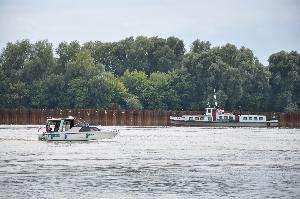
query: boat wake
0 138 37 142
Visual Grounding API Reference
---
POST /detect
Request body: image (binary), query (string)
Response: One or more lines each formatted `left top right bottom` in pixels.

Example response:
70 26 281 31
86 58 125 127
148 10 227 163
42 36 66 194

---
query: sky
0 0 299 65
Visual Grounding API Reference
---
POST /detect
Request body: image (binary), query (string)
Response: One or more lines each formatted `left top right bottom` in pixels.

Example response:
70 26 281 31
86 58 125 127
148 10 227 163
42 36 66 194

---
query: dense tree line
0 37 299 112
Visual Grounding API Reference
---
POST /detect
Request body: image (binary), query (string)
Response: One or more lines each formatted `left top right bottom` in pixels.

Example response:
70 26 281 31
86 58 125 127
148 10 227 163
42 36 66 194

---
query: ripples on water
0 126 300 198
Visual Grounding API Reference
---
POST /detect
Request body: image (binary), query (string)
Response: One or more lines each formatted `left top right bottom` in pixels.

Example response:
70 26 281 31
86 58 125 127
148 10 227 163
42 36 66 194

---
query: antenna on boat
213 89 218 107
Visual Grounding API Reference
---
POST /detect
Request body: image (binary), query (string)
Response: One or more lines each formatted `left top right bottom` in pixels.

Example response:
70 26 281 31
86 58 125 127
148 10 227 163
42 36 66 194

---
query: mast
213 89 218 108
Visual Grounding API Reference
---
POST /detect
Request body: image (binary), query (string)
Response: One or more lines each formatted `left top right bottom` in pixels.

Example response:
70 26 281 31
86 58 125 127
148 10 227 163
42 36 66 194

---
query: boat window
224 116 228 119
200 116 204 120
259 117 263 120
208 109 211 113
79 126 99 132
249 117 252 120
189 117 193 121
47 120 60 132
65 119 74 128
243 117 247 120
254 117 257 120
195 117 199 121
229 116 233 120
219 116 223 119
79 126 89 132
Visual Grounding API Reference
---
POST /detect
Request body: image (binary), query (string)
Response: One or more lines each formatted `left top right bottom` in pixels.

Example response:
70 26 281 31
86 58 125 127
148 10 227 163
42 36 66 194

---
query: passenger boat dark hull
170 120 278 127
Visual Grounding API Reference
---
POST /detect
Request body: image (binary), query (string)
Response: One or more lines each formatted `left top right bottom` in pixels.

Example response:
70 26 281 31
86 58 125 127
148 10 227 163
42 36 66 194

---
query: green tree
268 51 300 112
88 72 127 108
146 72 179 109
55 41 81 73
67 78 89 108
124 94 143 110
0 38 298 112
120 70 150 107
0 65 5 106
89 36 184 75
22 40 54 84
169 69 194 110
184 41 270 111
0 40 32 107
30 74 65 108
64 49 102 81
0 39 32 79
191 40 211 54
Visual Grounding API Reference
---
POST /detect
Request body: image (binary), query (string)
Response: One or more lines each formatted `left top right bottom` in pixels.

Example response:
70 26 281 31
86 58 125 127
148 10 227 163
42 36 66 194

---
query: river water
0 126 299 198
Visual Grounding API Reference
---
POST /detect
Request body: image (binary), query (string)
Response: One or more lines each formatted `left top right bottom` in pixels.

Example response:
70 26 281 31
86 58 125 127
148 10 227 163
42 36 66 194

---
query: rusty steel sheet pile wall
279 112 300 128
0 109 299 128
0 109 201 126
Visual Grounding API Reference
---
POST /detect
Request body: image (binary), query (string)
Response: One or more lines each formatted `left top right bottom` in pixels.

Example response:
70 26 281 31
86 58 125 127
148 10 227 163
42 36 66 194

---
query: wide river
0 126 299 198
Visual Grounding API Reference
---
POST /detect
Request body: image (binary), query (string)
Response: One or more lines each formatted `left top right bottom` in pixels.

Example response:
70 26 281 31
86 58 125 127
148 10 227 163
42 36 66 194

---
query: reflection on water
0 126 300 198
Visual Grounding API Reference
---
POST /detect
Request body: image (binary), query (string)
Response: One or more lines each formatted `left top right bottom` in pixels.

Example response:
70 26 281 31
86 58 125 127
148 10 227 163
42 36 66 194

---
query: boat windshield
79 126 100 132
46 120 61 132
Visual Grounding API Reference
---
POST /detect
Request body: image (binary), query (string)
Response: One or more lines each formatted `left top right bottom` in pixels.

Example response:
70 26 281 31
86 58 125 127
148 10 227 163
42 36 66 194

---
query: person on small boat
64 121 71 131
54 123 59 132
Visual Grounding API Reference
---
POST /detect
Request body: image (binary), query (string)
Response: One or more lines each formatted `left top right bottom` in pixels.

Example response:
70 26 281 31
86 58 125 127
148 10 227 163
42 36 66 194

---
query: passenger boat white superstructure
38 116 118 141
170 91 278 127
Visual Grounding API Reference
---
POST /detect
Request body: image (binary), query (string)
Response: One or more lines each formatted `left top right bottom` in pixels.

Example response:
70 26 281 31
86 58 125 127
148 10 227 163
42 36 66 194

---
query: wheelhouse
46 116 75 132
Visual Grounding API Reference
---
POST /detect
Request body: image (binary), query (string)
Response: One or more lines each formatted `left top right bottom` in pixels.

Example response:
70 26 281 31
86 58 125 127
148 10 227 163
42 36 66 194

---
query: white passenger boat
38 116 118 141
170 107 278 127
170 91 278 127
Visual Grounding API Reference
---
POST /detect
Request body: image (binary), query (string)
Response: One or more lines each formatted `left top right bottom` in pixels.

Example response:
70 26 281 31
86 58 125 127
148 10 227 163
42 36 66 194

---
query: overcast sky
0 0 299 65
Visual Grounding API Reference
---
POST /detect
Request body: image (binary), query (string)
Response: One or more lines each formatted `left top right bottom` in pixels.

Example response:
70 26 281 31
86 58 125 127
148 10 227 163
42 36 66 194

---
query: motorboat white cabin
38 116 118 141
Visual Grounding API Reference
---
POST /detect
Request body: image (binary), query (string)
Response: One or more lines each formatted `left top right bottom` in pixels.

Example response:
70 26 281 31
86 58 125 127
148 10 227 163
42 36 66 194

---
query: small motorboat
38 116 118 141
